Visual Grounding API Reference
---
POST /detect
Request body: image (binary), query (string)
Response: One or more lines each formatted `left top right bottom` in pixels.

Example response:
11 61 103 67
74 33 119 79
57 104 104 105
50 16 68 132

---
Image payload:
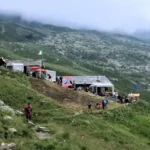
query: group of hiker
22 90 137 122
23 98 109 122
56 76 77 90
88 98 109 111
56 76 63 85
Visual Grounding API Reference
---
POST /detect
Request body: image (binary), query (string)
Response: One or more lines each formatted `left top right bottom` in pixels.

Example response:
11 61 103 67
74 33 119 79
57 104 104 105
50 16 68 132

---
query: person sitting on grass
96 102 99 109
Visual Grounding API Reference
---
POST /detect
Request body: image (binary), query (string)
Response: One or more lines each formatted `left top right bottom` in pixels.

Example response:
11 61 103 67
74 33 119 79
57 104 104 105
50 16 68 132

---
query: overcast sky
1 0 150 33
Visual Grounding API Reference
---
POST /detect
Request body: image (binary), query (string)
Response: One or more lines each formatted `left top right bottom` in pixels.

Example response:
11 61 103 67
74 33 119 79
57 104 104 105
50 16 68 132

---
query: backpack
104 100 107 104
88 103 91 106
27 106 31 114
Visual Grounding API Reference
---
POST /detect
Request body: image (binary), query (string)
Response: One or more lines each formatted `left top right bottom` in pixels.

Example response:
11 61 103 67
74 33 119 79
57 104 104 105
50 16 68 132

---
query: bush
34 141 55 150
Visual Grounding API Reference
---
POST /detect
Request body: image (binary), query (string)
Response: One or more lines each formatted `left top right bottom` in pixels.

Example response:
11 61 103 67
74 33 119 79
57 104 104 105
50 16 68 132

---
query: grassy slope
0 68 150 150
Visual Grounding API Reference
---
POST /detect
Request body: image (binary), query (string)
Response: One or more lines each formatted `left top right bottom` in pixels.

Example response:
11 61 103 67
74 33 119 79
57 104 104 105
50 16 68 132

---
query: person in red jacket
47 74 51 79
24 103 32 121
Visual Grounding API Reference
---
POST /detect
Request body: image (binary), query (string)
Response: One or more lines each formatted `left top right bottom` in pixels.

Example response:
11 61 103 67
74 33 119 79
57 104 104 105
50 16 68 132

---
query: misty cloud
1 0 150 33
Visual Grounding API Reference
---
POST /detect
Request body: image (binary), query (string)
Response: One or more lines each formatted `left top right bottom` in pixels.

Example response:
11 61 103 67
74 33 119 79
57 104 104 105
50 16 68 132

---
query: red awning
30 66 40 70
29 66 46 72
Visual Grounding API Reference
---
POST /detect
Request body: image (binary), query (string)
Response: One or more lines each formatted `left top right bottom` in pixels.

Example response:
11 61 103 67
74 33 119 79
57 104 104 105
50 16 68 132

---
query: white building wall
46 70 56 82
12 63 24 72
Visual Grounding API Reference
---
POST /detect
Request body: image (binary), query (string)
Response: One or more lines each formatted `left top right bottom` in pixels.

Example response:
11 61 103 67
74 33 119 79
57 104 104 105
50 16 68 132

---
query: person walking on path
87 102 92 112
102 100 105 109
24 103 32 121
102 99 108 109
59 76 63 86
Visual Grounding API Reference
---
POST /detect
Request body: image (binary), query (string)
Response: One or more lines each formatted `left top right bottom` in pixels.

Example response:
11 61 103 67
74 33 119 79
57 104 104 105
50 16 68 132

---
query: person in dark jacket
0 57 6 67
72 81 76 90
102 100 106 109
88 102 92 111
59 76 63 85
56 77 59 84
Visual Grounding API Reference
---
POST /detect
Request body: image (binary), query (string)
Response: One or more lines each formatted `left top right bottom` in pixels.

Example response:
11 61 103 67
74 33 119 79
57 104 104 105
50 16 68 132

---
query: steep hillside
0 14 150 101
1 69 150 150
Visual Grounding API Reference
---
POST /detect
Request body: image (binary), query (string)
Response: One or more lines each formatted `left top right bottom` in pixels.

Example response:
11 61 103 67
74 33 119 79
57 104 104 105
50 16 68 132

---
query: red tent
63 76 72 80
62 83 72 87
35 68 46 72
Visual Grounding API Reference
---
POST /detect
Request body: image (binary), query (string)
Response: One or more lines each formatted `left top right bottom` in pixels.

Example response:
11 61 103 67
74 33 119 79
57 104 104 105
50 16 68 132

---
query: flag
38 50 43 55
135 84 140 89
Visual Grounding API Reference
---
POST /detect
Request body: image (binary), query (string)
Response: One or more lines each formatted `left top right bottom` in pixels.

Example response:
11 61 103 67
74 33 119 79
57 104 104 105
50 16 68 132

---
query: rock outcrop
3 116 13 121
8 128 17 134
0 100 5 106
0 106 15 115
0 142 16 150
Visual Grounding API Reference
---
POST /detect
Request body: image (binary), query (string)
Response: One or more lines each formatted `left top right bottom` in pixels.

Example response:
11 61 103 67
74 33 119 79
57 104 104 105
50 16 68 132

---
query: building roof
90 82 114 87
11 63 24 65
6 60 42 66
46 69 56 73
60 76 113 85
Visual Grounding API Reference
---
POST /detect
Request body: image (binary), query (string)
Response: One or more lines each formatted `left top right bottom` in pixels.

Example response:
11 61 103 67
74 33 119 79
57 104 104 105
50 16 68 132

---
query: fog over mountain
0 0 150 33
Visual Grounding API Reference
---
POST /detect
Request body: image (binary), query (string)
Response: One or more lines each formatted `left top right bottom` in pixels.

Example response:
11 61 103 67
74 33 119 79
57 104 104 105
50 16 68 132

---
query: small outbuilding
59 75 114 94
6 63 24 72
90 82 114 95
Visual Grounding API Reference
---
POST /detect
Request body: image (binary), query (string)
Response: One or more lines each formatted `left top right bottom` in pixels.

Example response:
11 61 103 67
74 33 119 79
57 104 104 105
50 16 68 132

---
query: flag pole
41 51 43 78
40 51 42 79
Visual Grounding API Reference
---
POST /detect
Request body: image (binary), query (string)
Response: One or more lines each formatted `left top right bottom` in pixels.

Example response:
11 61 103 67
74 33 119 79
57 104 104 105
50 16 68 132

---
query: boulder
7 143 16 150
28 121 35 126
0 142 16 150
35 126 51 139
36 132 51 139
36 126 49 132
3 116 13 121
0 101 5 106
15 110 24 116
0 106 15 115
8 128 17 134
0 143 7 150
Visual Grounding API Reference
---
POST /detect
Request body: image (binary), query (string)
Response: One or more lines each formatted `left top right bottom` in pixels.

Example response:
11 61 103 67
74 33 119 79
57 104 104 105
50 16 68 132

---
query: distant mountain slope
0 19 46 42
133 30 150 42
1 13 150 99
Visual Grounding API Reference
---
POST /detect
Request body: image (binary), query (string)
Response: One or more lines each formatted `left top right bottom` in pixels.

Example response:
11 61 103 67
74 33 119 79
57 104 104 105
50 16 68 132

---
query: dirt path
29 78 121 111
30 78 102 104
